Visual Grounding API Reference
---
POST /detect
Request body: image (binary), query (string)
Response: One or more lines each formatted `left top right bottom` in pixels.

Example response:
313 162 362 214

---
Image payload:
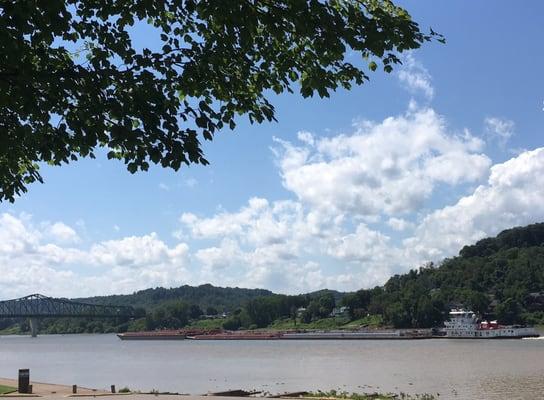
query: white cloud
89 233 187 269
184 178 198 188
275 107 490 217
195 238 244 272
0 214 191 299
397 53 434 99
327 223 392 263
48 222 80 243
387 217 414 231
3 147 544 297
404 147 544 263
158 182 170 191
0 213 41 256
484 116 515 146
297 131 315 146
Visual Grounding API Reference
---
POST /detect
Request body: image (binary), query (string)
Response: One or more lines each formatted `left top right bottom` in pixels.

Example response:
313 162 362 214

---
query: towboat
443 309 539 338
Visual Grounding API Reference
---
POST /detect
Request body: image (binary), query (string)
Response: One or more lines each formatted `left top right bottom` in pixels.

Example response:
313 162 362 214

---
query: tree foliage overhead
0 0 443 201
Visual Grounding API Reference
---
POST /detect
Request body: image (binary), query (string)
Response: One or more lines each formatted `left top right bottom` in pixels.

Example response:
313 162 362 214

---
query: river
1 334 543 399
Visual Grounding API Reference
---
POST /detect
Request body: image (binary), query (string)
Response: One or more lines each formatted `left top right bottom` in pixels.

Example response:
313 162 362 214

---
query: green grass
186 318 225 330
0 325 22 335
267 317 344 330
0 384 17 395
307 390 436 400
343 314 384 328
267 315 384 331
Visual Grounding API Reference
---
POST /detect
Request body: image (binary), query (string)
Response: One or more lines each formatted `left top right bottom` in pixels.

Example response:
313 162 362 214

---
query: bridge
0 294 136 337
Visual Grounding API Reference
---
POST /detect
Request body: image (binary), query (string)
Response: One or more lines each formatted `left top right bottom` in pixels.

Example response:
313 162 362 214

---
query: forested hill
77 284 273 312
343 222 544 328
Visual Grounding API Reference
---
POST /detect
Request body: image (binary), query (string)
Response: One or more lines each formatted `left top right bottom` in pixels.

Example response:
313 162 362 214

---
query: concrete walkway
0 378 108 397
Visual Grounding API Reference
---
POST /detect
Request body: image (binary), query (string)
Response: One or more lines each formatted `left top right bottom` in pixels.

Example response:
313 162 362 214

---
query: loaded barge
117 309 540 341
117 329 431 341
117 329 220 340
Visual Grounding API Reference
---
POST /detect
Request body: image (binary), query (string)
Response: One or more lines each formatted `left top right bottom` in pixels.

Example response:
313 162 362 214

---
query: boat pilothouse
444 309 539 338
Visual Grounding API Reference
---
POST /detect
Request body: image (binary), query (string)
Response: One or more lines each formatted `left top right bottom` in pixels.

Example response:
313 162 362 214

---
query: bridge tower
29 318 39 338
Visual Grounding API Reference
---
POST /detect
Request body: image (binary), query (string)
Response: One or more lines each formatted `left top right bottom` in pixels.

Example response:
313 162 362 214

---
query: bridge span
0 294 135 337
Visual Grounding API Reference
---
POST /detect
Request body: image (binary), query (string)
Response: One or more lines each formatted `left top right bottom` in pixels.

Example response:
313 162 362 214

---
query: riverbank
0 378 110 397
0 378 435 400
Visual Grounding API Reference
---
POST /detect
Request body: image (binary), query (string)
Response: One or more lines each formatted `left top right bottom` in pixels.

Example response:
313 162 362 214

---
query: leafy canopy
0 0 443 201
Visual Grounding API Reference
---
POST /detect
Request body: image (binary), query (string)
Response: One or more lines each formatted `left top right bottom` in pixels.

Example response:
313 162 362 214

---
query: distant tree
189 304 203 319
413 296 443 328
205 306 218 316
222 316 242 331
318 293 336 317
495 298 523 325
0 0 443 201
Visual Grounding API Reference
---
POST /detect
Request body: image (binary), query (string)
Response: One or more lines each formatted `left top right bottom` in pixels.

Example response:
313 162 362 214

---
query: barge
117 328 220 340
280 330 431 340
118 329 432 340
117 310 540 341
187 332 282 340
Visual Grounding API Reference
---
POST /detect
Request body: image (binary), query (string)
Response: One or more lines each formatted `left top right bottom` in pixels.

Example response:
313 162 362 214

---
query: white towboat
444 309 539 338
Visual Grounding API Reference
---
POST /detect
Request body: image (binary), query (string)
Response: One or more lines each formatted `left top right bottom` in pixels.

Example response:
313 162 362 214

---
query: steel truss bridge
0 294 135 336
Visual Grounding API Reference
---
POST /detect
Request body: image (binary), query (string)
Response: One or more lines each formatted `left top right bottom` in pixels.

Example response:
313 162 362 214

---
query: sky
2 1 544 299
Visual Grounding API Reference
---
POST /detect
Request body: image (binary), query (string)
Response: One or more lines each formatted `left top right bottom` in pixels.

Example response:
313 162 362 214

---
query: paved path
0 378 108 397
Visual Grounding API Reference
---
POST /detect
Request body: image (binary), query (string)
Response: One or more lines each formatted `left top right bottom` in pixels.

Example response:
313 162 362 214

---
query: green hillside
77 283 273 311
342 223 544 328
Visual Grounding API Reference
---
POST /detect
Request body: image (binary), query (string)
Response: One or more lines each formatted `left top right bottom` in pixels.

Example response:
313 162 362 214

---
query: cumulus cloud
387 217 414 231
397 53 434 99
4 146 544 296
48 222 80 243
90 233 188 269
274 107 490 217
0 214 190 299
404 147 544 263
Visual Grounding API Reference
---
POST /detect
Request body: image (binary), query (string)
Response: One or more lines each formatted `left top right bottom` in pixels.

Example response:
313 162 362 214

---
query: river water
1 334 543 399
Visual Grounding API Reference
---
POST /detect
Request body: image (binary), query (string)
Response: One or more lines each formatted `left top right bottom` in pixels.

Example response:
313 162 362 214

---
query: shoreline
0 378 436 400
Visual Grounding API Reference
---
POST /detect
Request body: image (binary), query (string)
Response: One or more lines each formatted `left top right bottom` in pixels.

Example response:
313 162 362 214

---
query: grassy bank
0 325 21 335
268 315 384 331
307 390 436 400
186 319 226 330
0 385 16 395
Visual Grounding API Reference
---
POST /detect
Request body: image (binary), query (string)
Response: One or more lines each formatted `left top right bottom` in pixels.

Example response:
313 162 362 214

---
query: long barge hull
118 330 539 341
118 334 187 340
119 332 435 340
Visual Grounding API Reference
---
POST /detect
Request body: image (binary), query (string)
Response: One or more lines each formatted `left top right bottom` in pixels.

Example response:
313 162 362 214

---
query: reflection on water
1 334 543 400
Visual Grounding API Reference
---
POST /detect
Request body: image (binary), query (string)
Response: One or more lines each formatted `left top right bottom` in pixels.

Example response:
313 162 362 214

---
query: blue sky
2 1 544 298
